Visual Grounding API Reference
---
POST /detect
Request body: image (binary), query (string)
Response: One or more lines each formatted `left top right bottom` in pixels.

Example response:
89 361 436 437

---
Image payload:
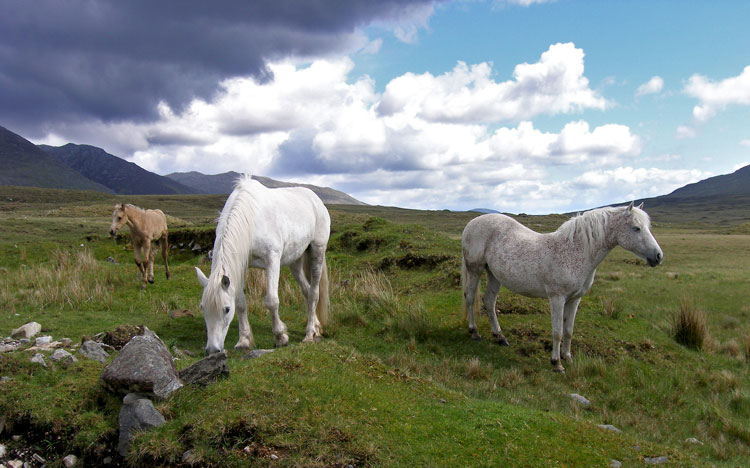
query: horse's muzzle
647 251 663 267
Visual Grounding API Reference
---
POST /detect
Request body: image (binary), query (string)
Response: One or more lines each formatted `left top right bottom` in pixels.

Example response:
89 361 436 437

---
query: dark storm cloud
0 0 434 137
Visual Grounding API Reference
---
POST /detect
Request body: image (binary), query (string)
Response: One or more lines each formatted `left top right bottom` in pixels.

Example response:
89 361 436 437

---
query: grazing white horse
195 175 330 355
461 202 663 372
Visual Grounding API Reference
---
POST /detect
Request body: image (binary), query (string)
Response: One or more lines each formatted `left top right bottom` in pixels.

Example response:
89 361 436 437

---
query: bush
672 299 708 350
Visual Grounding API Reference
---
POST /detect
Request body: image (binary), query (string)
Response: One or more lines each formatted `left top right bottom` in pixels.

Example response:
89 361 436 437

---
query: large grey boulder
117 393 166 456
50 349 77 367
78 340 109 363
179 351 229 386
11 322 41 339
101 333 182 399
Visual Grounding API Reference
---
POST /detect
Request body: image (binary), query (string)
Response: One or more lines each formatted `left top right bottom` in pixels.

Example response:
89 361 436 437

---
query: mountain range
2 124 750 221
0 125 364 205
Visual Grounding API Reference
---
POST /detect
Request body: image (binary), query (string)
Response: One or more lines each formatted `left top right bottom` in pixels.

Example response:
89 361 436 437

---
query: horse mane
555 206 636 254
210 175 258 285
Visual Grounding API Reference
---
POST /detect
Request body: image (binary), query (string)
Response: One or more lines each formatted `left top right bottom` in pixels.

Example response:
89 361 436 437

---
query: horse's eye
632 226 641 232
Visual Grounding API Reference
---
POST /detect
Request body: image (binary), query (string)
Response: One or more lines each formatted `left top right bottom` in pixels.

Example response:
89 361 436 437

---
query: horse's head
109 204 128 236
615 202 663 267
195 267 236 354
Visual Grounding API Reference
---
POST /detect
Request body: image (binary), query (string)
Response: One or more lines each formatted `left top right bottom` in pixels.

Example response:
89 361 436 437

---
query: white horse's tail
305 251 330 327
317 256 330 327
460 255 480 321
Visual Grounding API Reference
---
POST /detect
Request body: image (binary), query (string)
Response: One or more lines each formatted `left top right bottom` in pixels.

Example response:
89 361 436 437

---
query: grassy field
0 186 748 467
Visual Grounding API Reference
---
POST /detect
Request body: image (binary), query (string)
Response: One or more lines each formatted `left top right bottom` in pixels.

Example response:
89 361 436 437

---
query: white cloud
636 76 664 96
494 0 557 7
378 42 607 123
360 38 383 55
675 125 696 139
33 48 659 213
740 139 750 147
684 66 750 122
733 161 750 171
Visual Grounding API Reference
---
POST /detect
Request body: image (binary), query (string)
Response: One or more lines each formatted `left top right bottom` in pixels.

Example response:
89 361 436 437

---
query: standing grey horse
461 202 663 372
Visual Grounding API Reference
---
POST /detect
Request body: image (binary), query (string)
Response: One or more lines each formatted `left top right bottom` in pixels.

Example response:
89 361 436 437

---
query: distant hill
167 171 366 205
470 208 500 214
621 164 750 225
39 143 198 195
0 125 111 192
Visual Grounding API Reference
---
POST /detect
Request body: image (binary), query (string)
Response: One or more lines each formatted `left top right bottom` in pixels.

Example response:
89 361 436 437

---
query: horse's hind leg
561 297 581 361
548 296 567 373
302 247 326 343
290 254 321 343
162 233 171 280
145 241 155 284
264 258 288 347
234 293 255 351
462 260 482 341
484 270 509 346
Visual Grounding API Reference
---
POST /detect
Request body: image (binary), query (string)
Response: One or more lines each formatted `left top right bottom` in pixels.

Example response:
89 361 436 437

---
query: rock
78 340 109 363
685 437 703 445
118 393 166 457
11 435 20 441
8 460 23 468
0 338 21 353
30 353 47 368
568 393 591 407
0 443 5 457
597 424 621 433
60 338 73 347
32 453 45 463
644 456 669 464
243 349 275 359
50 349 78 367
102 456 112 464
609 462 621 468
101 333 182 399
270 453 279 460
10 322 41 339
179 351 229 386
106 256 118 264
34 336 52 346
62 454 78 467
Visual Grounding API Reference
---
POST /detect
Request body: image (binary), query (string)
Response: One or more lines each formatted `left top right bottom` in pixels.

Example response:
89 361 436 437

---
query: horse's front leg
161 233 171 280
133 241 147 287
561 297 582 362
462 263 482 341
548 296 566 373
265 258 288 347
145 241 155 283
235 293 255 351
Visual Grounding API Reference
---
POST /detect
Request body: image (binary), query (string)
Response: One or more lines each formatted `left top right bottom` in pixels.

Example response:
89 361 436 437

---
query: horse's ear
195 267 209 288
626 201 634 212
221 275 230 289
637 202 644 210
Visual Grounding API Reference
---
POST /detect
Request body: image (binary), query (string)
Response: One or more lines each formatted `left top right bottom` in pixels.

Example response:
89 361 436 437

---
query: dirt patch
380 253 453 270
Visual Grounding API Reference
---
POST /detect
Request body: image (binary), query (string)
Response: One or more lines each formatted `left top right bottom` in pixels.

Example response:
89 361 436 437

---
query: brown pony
110 203 171 287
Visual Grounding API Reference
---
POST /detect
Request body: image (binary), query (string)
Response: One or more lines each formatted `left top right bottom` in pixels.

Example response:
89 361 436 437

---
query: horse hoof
275 334 289 348
166 273 171 280
148 278 154 284
550 359 566 373
234 343 252 351
562 353 573 362
496 337 510 346
469 328 482 341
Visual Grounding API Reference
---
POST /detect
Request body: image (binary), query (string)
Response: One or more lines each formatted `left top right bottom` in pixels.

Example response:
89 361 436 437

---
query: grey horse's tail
460 255 480 320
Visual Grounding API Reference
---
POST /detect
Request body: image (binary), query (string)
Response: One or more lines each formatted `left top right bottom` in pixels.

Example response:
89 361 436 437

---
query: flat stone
0 443 5 457
243 349 275 359
34 336 52 346
118 394 166 456
50 349 78 367
8 460 23 468
685 437 703 445
11 322 41 339
78 340 109 363
644 456 669 464
179 351 229 386
597 424 621 433
0 339 21 353
101 333 182 399
62 454 78 467
30 353 47 368
568 393 591 407
609 461 621 468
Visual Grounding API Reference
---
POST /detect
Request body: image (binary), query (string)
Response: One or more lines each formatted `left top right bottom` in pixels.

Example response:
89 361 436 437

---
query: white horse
195 175 330 355
461 202 663 372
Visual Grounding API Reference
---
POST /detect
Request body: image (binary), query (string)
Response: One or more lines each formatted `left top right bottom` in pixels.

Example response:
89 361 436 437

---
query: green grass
0 186 749 466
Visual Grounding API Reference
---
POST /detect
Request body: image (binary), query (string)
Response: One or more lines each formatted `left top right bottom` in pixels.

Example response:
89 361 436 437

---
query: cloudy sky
2 0 749 213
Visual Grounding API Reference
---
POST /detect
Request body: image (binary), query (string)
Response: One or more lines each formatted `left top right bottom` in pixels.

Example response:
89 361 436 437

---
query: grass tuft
672 299 708 350
600 296 621 319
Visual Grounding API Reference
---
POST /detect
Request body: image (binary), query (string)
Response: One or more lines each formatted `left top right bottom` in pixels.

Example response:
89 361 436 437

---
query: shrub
672 299 708 350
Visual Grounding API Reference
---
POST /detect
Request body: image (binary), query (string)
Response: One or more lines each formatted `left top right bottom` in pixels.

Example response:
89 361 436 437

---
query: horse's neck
553 216 618 272
125 207 145 234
